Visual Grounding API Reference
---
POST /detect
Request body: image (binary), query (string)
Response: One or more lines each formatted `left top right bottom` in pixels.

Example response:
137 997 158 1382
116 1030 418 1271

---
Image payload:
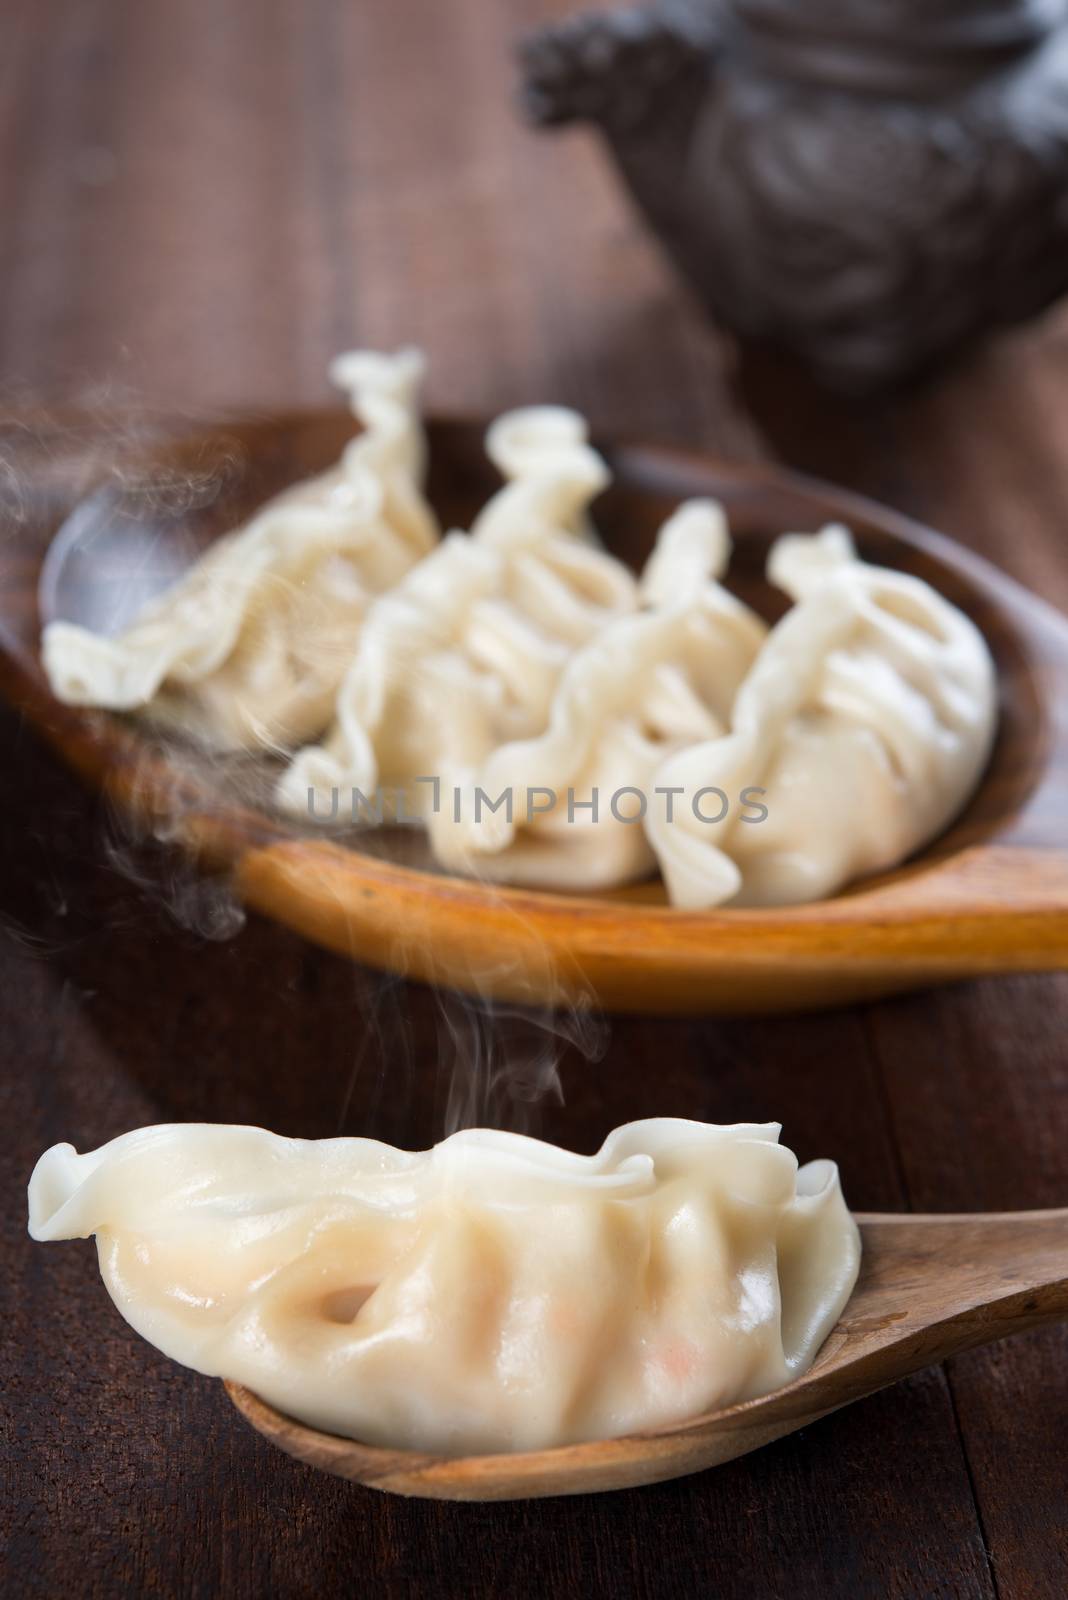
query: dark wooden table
2 2 1067 1596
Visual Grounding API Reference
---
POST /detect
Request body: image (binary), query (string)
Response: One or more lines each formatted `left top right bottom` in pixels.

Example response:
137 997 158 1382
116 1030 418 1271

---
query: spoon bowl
226 1207 1068 1499
3 407 1068 1012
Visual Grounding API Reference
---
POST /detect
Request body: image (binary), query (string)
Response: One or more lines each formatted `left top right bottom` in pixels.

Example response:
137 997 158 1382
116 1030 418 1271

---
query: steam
361 836 611 1136
317 818 611 1141
25 404 255 941
2 405 244 959
330 964 608 1144
435 987 607 1138
100 822 247 944
13 401 612 1140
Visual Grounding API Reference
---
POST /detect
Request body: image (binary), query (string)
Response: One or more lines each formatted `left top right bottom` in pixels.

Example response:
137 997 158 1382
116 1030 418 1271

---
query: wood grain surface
1 1 1067 1597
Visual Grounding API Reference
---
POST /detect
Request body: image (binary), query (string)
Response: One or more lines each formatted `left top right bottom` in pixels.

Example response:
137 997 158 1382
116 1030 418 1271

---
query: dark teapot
520 1 1068 390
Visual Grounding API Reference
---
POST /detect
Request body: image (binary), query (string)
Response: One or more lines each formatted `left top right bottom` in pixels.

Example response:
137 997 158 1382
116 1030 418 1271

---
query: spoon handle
845 1208 1068 1371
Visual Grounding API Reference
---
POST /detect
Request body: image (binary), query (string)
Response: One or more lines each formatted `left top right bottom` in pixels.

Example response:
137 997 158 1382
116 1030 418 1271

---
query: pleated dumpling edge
28 1118 860 1455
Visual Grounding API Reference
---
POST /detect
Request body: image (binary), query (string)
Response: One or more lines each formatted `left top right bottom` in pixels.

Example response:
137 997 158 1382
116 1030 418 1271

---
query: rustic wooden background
2 1 1067 1596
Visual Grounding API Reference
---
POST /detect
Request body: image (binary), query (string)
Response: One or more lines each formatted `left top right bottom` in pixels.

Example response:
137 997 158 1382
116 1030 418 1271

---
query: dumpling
27 1119 860 1456
426 501 767 890
646 526 998 908
474 404 609 556
275 406 638 818
41 348 438 751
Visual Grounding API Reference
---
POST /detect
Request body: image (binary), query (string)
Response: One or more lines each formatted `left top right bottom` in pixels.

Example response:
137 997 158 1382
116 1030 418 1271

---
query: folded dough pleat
646 526 997 908
41 349 438 751
425 501 767 889
276 407 639 816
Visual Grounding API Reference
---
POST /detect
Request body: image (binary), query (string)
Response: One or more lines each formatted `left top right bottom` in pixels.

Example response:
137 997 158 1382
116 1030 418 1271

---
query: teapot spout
519 8 713 133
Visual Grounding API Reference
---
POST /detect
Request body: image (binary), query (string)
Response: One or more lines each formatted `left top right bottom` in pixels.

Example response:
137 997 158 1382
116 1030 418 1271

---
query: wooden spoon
226 1207 1067 1500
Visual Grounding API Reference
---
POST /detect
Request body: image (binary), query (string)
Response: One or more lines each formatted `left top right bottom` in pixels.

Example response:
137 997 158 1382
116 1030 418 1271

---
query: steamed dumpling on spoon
28 1118 860 1456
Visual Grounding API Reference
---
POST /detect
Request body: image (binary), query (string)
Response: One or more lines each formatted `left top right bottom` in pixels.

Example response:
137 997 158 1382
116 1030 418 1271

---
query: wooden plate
2 408 1067 1014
